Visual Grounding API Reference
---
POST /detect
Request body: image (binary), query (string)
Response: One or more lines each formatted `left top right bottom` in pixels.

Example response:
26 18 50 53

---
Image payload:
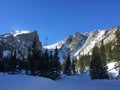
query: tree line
0 38 76 80
76 32 120 79
0 32 120 80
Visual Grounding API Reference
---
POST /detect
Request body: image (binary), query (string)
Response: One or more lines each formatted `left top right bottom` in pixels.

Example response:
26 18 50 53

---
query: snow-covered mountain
46 26 120 61
45 32 88 62
0 30 41 59
75 26 119 57
0 26 120 62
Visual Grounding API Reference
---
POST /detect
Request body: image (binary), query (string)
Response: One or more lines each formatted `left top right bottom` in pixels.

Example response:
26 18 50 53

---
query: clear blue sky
0 0 120 45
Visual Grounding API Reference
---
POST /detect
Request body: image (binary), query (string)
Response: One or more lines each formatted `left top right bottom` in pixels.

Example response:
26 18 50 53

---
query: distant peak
74 32 81 37
83 32 89 36
10 30 32 36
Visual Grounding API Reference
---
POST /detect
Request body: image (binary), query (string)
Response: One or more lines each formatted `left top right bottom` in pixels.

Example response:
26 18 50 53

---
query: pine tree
90 45 109 79
37 46 44 76
42 49 49 77
49 50 53 74
28 38 39 76
0 58 5 72
115 32 120 74
72 58 77 74
99 42 109 79
8 51 18 74
77 56 85 73
52 47 61 79
105 42 114 62
63 53 72 75
0 50 4 72
90 46 100 79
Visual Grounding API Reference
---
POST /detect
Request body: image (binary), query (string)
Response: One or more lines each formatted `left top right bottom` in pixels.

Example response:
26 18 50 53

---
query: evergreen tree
63 53 72 75
105 42 114 62
51 47 61 79
90 46 100 79
99 42 109 79
28 38 39 76
8 51 18 74
77 56 85 73
90 45 109 79
0 50 4 72
42 49 49 77
37 46 44 76
72 58 77 74
115 32 120 74
0 58 5 72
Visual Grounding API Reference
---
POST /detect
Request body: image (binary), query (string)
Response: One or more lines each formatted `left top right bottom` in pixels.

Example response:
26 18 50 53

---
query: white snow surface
44 40 65 49
107 62 119 79
0 63 120 90
10 30 31 37
75 30 106 56
3 51 11 58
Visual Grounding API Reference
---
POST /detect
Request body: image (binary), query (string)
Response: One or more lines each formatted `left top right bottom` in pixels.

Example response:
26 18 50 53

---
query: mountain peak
10 30 32 37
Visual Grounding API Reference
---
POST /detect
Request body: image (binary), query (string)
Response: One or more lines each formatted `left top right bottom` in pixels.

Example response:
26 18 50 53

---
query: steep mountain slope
0 30 41 58
46 26 120 61
46 32 88 62
75 26 120 57
0 26 119 62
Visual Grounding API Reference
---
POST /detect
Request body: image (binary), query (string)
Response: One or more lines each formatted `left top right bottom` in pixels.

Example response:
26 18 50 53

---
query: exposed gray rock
0 30 41 59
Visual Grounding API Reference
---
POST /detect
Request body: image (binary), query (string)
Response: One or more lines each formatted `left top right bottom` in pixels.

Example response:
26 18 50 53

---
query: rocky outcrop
46 26 120 62
0 30 41 58
75 26 120 57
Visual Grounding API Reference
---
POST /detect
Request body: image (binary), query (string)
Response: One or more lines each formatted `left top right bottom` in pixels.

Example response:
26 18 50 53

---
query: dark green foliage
27 38 41 75
40 49 49 77
63 53 72 75
8 51 19 74
76 54 90 73
99 42 109 79
105 42 113 62
90 45 109 79
0 50 4 72
115 32 120 74
36 48 44 76
0 59 5 72
52 47 61 79
77 56 85 73
26 39 61 80
49 47 61 80
72 58 77 74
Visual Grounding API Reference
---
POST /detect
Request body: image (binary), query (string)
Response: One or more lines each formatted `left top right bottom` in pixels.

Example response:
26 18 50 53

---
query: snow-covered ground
44 40 65 49
0 62 119 90
107 62 119 79
0 72 120 90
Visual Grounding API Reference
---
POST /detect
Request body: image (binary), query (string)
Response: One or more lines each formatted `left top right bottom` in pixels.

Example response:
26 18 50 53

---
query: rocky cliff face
75 26 120 58
0 30 41 58
46 26 120 62
0 26 120 62
61 32 87 54
46 32 88 62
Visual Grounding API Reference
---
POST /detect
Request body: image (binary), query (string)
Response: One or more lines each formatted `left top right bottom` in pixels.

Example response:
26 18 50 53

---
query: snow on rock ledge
10 30 31 37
